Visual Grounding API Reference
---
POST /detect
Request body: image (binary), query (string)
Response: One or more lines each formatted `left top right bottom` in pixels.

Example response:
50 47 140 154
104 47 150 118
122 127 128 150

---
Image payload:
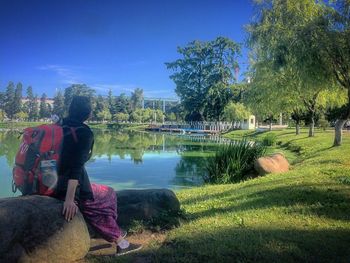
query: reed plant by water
204 139 266 184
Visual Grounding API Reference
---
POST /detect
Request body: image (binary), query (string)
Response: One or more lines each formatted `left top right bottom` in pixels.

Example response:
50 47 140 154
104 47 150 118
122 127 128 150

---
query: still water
0 129 222 198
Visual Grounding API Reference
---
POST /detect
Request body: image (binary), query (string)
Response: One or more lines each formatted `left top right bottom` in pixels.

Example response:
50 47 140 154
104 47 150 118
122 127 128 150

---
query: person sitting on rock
56 95 142 256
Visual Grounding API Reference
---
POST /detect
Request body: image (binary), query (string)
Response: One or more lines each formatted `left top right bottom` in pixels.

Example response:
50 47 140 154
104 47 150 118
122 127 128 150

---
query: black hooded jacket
56 118 94 201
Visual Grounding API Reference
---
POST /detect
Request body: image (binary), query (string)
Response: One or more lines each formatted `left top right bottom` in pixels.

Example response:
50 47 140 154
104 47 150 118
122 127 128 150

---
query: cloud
37 64 81 84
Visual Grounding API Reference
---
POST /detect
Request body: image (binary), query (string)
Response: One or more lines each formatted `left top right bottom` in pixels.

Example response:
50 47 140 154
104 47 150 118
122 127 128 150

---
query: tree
130 109 143 123
26 86 39 120
223 102 250 122
53 90 65 118
0 92 5 112
166 112 177 122
130 88 144 111
4 82 16 119
314 1 350 145
14 82 23 117
0 110 5 121
166 37 240 121
113 112 129 122
96 109 112 122
246 0 345 138
39 93 50 119
93 95 109 121
107 89 117 116
14 111 28 121
115 93 131 114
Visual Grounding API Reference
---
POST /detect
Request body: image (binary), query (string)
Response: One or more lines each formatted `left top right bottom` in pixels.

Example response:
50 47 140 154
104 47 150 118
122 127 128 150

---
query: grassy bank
0 121 148 132
90 129 350 262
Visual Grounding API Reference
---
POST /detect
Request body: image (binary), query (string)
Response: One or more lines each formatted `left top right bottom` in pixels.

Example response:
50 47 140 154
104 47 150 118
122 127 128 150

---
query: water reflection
0 129 220 196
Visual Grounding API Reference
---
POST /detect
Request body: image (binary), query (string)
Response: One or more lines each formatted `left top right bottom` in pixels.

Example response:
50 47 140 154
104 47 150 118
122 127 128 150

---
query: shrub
261 133 277 146
204 139 266 184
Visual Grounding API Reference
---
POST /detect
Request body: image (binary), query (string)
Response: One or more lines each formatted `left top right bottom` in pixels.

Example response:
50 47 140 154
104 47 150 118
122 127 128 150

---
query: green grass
0 121 47 129
89 128 350 262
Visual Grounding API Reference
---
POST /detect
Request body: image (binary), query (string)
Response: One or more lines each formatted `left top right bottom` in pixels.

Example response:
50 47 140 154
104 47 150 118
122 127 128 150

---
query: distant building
21 97 54 107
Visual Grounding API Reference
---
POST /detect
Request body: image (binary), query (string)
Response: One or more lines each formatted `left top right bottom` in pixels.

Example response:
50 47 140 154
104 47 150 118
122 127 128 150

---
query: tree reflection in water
0 130 219 189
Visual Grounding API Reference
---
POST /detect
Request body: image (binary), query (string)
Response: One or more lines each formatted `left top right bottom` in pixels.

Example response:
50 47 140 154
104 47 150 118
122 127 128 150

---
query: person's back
58 95 142 255
56 116 94 201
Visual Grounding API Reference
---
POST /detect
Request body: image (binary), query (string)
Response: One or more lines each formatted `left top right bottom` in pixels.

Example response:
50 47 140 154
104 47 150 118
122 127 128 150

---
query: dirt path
81 231 166 262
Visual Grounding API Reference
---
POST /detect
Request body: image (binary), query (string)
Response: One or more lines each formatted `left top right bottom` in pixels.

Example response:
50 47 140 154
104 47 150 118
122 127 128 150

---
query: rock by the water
0 189 181 262
254 153 290 175
0 195 90 263
117 188 181 226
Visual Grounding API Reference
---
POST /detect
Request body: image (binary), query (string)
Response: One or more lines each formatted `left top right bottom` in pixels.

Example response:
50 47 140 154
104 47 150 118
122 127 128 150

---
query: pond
0 129 225 198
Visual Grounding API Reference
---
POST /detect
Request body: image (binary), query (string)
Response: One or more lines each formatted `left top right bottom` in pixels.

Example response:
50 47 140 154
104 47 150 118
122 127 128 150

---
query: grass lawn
90 128 350 262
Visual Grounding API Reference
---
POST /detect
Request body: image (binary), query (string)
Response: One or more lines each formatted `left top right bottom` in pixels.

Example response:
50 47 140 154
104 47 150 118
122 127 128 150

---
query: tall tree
26 86 39 121
166 37 240 121
107 89 117 116
115 93 131 114
53 90 65 118
4 82 16 119
247 0 346 138
0 92 5 112
130 88 144 111
14 82 23 117
93 95 109 121
315 0 350 145
39 93 50 119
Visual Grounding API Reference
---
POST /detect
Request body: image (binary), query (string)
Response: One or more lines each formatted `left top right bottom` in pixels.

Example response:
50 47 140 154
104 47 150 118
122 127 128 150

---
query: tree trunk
333 119 347 146
308 117 315 137
296 122 300 135
269 120 272 131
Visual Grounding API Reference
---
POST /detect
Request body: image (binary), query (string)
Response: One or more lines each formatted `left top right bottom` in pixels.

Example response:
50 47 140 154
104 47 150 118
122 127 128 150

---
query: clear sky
0 0 253 98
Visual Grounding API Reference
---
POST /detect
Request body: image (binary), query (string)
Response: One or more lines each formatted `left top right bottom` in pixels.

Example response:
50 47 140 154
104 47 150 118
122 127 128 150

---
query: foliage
166 112 177 122
26 86 39 120
113 112 129 122
204 139 266 184
14 111 28 121
166 37 240 121
223 102 250 122
53 90 65 118
246 0 349 144
39 93 50 119
130 88 144 111
261 133 277 146
115 93 131 114
13 83 22 117
0 110 5 121
4 82 16 119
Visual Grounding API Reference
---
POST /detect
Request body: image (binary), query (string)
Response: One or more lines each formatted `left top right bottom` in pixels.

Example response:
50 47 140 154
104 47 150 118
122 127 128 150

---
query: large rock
0 189 181 262
254 153 290 175
117 188 181 226
0 195 90 263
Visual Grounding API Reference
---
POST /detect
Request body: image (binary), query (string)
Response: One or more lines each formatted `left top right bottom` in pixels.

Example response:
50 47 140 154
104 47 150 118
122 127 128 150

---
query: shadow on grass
121 227 350 263
187 185 350 222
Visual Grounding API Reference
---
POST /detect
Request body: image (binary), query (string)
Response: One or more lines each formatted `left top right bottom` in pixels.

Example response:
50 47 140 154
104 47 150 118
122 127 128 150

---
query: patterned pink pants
79 183 122 242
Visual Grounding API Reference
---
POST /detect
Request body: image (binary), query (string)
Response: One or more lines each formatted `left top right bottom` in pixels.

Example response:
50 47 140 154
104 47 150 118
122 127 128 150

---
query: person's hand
62 200 78 221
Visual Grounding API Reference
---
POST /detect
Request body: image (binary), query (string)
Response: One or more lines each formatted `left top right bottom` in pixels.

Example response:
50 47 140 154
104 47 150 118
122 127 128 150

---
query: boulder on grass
254 153 290 176
0 189 181 262
0 195 90 263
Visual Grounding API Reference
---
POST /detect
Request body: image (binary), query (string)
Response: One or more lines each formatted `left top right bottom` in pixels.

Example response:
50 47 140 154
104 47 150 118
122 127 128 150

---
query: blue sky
0 0 253 98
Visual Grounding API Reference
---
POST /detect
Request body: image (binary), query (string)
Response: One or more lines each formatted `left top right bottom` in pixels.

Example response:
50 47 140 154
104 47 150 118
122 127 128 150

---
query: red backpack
12 123 78 196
